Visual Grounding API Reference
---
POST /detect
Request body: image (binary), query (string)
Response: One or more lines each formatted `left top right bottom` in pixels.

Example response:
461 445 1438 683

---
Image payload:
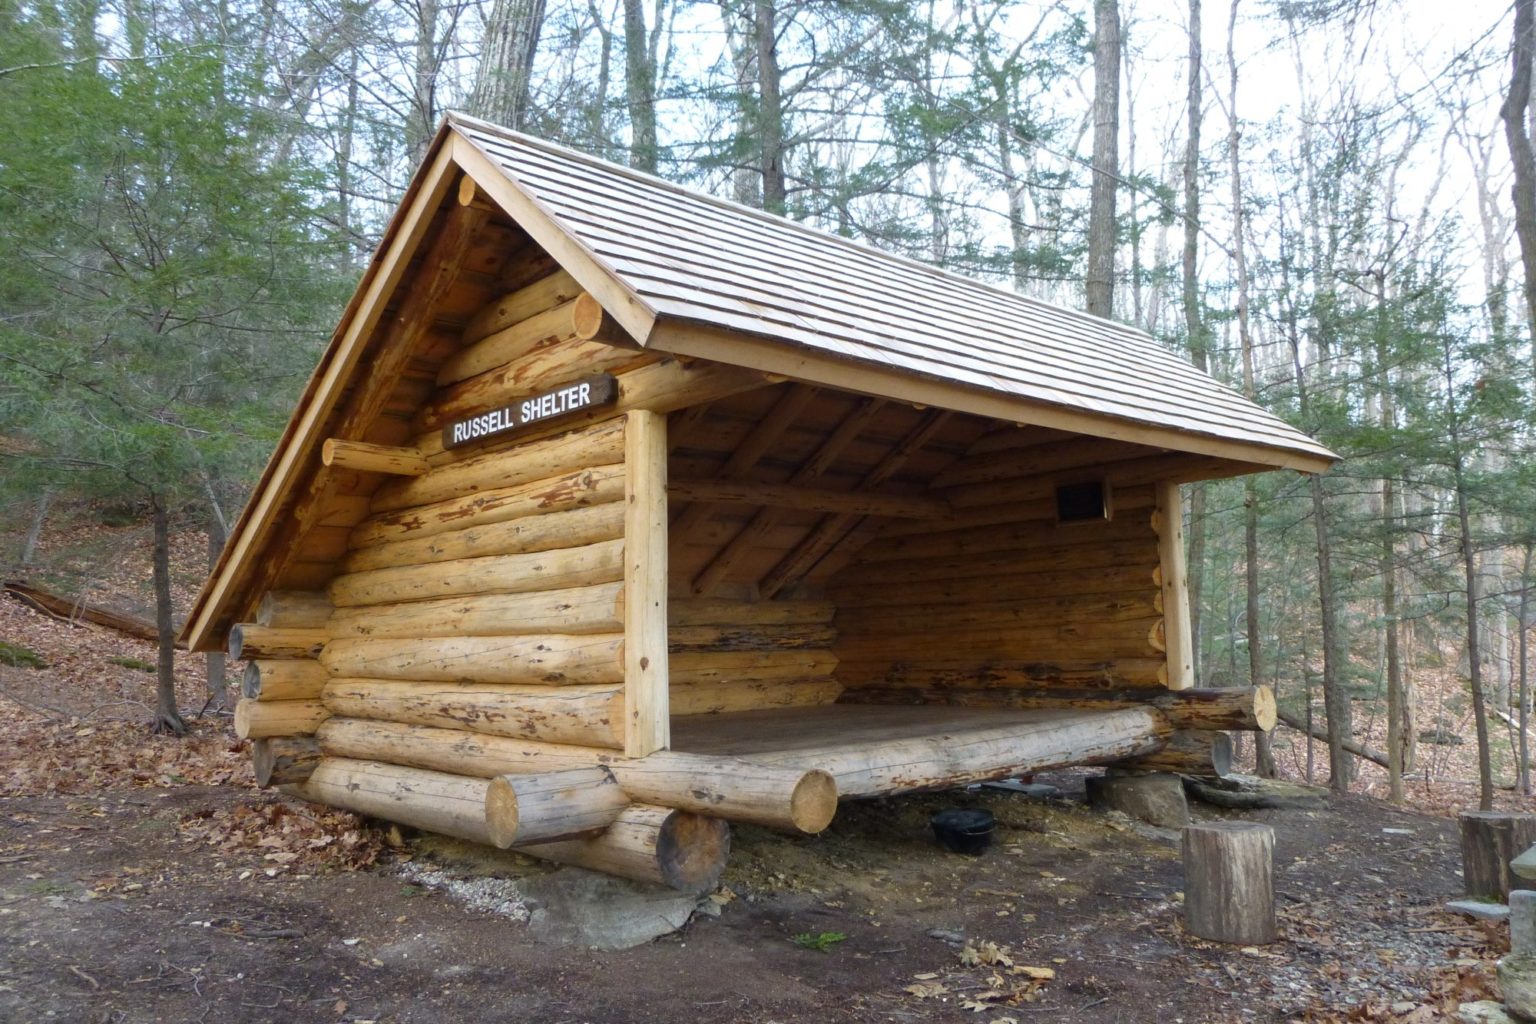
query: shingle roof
449 113 1336 471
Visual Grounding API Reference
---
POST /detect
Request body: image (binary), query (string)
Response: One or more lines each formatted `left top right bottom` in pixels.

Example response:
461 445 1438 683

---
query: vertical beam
1155 480 1195 690
624 410 670 756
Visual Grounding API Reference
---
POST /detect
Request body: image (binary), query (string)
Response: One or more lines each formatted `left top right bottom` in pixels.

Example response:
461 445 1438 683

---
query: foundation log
1113 730 1233 777
340 502 624 574
320 678 624 748
316 718 837 832
292 758 494 846
329 537 625 607
372 418 624 513
242 659 329 701
251 736 321 787
256 591 334 628
228 624 327 661
234 698 328 740
328 583 625 640
840 686 1275 732
351 465 625 549
320 634 623 685
484 766 631 847
518 804 731 892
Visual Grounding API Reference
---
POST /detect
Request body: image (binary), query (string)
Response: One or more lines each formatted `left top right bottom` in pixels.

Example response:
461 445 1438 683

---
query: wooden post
1155 481 1195 689
1182 822 1277 944
1459 811 1536 899
624 409 669 756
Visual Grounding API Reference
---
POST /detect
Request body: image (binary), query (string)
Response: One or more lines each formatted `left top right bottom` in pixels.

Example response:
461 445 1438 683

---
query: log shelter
183 113 1336 890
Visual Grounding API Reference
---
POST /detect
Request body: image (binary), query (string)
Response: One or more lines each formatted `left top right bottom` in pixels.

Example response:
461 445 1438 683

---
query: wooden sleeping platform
671 704 1167 798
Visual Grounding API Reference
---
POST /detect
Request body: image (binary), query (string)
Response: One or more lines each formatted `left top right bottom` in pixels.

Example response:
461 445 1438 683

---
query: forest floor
0 509 1529 1023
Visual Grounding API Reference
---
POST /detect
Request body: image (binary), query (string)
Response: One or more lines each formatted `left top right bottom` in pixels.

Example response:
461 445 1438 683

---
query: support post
624 409 669 756
1182 821 1277 944
1156 480 1195 690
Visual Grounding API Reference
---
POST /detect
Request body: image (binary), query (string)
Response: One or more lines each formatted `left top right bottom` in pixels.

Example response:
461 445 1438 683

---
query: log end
1253 685 1277 733
485 775 521 849
572 292 605 339
252 736 321 788
790 770 839 834
457 174 478 207
233 698 254 740
228 622 248 662
655 811 731 892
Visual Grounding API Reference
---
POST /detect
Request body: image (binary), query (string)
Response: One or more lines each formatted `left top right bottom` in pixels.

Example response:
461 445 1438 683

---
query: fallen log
1275 708 1390 768
519 804 731 891
3 580 162 643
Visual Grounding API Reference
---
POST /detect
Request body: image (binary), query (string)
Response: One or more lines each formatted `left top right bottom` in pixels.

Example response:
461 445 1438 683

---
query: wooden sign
443 374 619 449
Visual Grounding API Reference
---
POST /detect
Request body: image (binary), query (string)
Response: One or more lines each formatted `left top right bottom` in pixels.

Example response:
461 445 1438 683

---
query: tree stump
1182 821 1277 944
1459 811 1536 900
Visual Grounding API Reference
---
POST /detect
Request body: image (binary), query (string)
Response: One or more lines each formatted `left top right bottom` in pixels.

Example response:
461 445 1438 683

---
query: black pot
931 808 995 855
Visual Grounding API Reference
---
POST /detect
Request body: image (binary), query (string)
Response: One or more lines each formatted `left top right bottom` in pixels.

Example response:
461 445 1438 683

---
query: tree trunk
407 0 440 162
205 515 229 712
20 486 52 568
755 0 786 213
1181 0 1205 682
469 0 548 131
1308 474 1349 791
1085 0 1121 318
623 0 658 172
1376 277 1405 803
1501 0 1536 385
1520 544 1532 796
151 496 185 736
1451 404 1495 811
1226 0 1272 779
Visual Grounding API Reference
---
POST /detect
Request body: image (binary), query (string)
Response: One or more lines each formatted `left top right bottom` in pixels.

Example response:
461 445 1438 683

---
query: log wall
829 448 1173 695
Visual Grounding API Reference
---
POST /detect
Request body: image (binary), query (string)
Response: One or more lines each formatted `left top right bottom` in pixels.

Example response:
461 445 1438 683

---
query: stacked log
232 590 333 787
831 481 1167 694
668 598 842 718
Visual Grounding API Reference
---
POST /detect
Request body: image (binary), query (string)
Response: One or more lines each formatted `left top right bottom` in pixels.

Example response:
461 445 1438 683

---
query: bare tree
1085 0 1120 317
469 0 548 130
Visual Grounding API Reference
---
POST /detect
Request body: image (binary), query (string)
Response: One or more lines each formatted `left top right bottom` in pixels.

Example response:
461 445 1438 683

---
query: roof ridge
445 111 1155 345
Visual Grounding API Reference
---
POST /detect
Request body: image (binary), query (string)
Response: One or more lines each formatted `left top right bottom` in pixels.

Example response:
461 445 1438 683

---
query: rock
1086 772 1188 828
927 928 966 944
519 868 698 951
1513 892 1536 955
1459 999 1520 1024
1447 899 1512 922
1501 954 1536 1022
1420 727 1465 746
1184 774 1328 811
1513 846 1536 882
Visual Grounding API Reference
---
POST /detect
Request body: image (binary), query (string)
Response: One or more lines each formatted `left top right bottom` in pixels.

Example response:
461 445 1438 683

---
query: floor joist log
315 718 837 832
484 766 631 847
1112 729 1232 777
518 804 730 892
291 757 494 846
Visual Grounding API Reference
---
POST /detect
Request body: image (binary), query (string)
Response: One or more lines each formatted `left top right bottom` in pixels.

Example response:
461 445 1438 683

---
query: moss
0 641 46 669
108 655 155 673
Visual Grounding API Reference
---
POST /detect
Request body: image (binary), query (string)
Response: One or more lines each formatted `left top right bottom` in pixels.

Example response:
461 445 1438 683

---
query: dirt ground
0 588 1517 1024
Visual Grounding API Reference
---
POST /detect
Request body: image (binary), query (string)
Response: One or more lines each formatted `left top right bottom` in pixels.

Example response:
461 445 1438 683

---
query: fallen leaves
902 940 1055 1012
